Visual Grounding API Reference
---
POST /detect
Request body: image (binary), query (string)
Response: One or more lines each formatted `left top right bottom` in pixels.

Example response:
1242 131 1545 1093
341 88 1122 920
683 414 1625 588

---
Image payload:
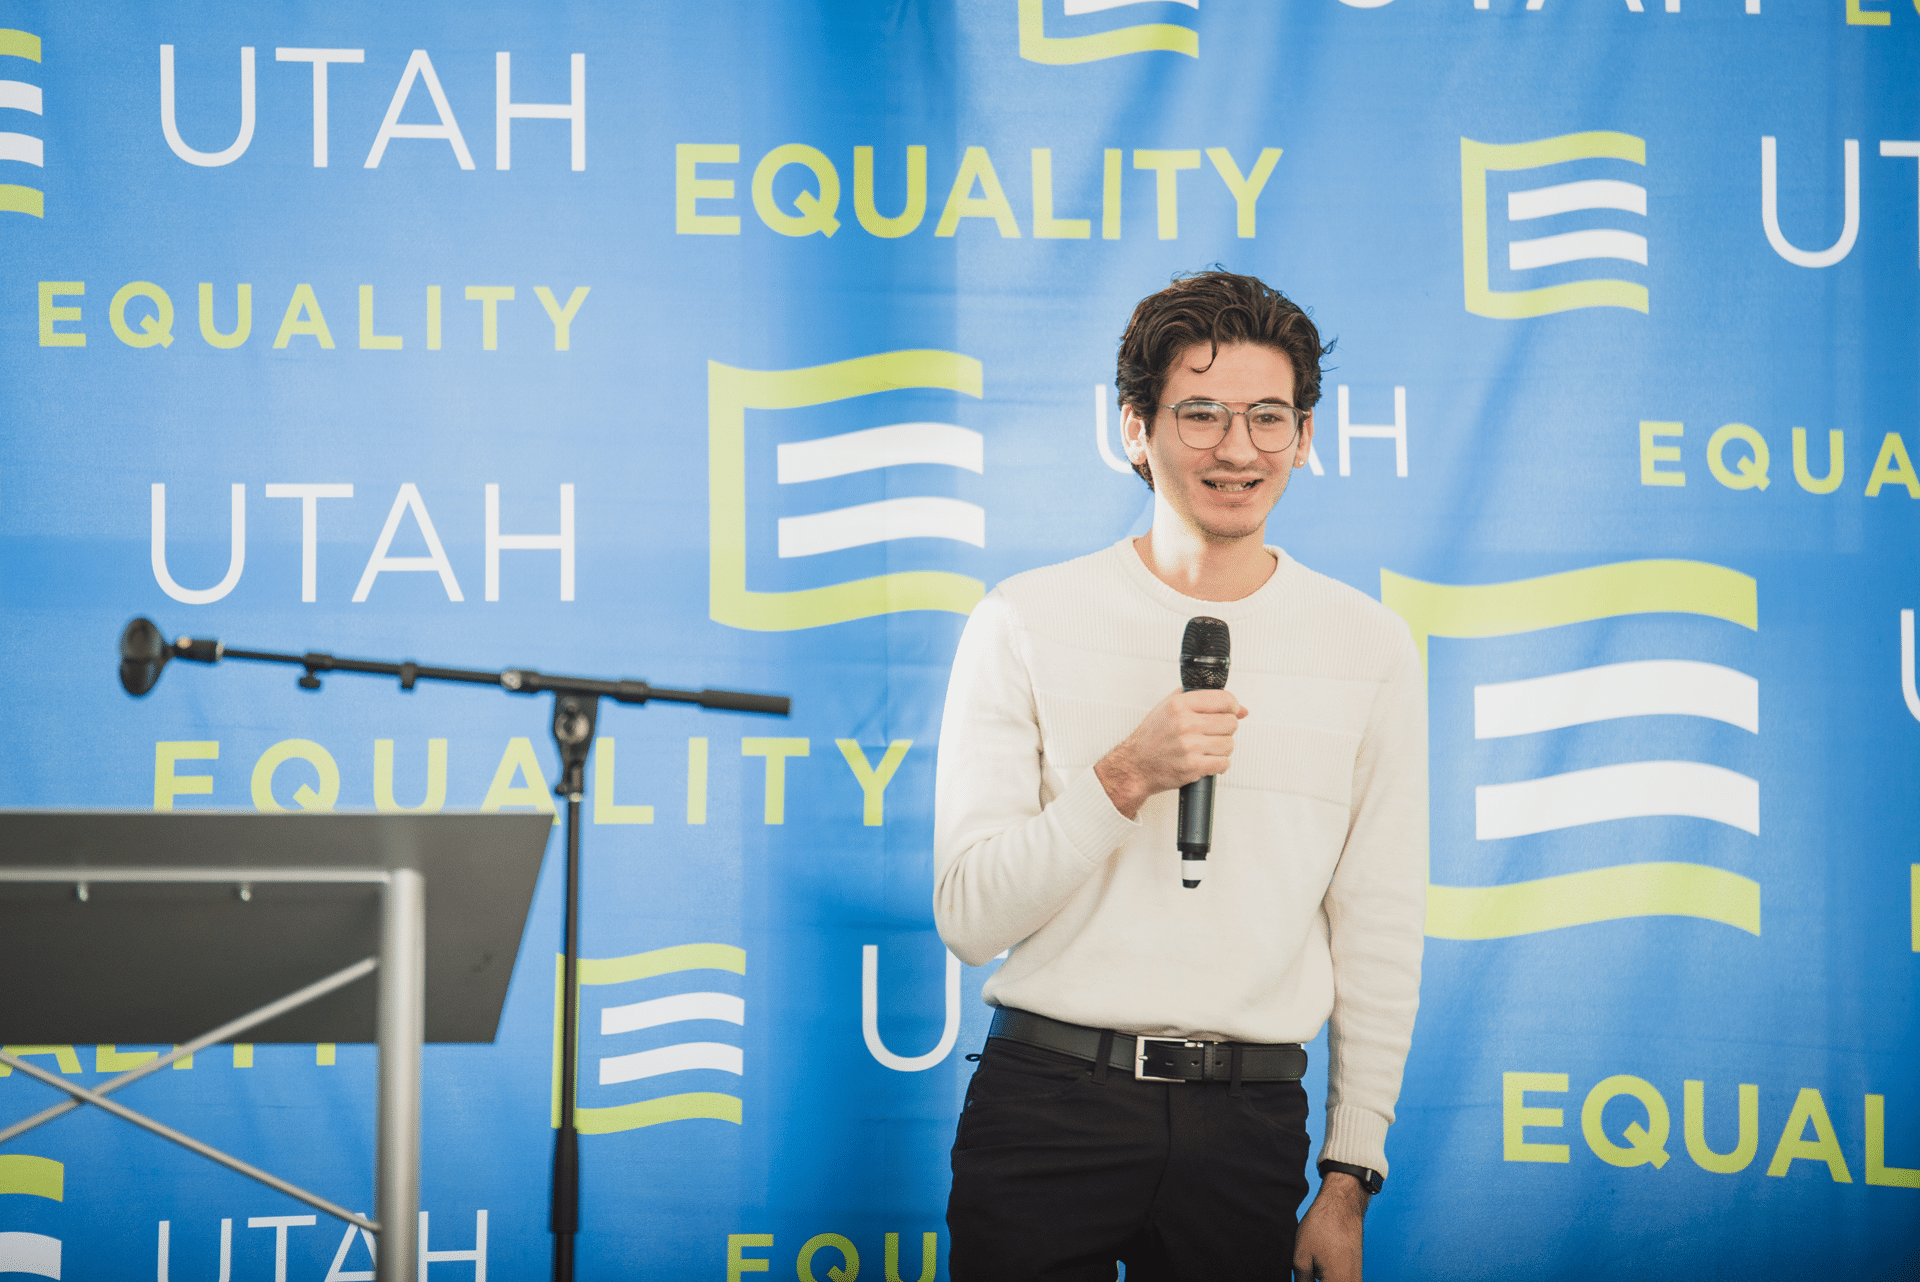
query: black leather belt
988 1007 1306 1083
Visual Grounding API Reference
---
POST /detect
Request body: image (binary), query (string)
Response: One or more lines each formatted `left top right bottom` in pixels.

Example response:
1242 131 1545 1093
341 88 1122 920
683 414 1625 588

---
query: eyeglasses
1158 400 1305 453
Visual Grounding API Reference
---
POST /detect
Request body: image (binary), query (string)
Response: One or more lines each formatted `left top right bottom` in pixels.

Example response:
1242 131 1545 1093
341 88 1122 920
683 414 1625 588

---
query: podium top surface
0 809 551 872
0 811 552 1044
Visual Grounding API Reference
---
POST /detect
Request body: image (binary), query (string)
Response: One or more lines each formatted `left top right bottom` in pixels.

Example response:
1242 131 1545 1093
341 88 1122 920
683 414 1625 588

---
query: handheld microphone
1176 616 1230 888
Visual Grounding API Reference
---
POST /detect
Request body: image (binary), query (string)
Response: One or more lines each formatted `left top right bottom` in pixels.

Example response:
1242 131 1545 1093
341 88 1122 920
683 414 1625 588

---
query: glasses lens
1173 401 1230 448
1247 404 1299 451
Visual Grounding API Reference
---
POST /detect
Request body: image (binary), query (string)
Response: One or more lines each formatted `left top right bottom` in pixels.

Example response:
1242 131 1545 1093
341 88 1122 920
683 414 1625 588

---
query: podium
0 811 551 1282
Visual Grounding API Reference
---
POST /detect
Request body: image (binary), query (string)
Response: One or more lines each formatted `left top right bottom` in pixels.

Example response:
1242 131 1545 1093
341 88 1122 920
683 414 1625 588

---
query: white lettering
246 1215 316 1282
366 50 474 170
495 52 584 171
156 1219 232 1282
484 483 574 602
159 45 255 167
151 483 246 604
264 483 354 601
418 1209 487 1281
1882 141 1920 268
322 1214 378 1282
1337 385 1408 478
1762 137 1859 268
861 944 962 1072
274 48 364 167
353 483 464 602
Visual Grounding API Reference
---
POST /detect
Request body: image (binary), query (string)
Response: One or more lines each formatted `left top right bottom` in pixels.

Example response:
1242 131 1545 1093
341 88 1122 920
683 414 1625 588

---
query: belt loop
1228 1043 1244 1097
1093 1028 1114 1084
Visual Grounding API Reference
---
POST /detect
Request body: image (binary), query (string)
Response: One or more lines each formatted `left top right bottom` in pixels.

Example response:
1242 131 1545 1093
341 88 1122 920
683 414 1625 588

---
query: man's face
1122 341 1315 545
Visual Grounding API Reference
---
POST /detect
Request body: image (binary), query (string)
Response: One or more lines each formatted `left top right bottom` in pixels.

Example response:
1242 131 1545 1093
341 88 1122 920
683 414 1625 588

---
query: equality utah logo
1460 131 1649 318
708 349 986 632
0 1154 64 1280
1018 0 1199 64
0 29 44 218
1383 560 1761 941
556 944 749 1134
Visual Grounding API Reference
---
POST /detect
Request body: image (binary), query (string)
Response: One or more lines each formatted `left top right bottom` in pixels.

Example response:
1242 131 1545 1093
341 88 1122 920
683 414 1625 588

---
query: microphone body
1176 776 1215 888
1176 617 1231 888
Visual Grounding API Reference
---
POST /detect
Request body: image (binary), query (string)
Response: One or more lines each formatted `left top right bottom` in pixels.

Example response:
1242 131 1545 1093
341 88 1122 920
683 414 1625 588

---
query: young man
934 271 1426 1282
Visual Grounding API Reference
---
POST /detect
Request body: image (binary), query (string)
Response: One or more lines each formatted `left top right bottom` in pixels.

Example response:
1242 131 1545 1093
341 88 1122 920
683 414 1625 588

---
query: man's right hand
1093 688 1248 820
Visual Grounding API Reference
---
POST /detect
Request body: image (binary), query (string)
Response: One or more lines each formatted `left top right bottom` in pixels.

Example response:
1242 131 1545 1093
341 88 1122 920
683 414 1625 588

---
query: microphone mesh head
1179 616 1231 691
119 616 169 697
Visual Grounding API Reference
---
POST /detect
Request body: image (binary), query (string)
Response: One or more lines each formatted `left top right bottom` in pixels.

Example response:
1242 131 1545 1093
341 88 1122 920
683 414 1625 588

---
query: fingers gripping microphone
1177 616 1230 888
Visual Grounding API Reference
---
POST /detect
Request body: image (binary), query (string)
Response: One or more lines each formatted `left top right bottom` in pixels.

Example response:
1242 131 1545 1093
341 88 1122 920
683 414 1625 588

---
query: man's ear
1293 410 1315 470
1121 404 1150 464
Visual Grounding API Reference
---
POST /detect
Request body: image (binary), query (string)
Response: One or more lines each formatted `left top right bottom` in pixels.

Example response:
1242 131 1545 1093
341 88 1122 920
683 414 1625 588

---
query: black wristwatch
1317 1159 1384 1195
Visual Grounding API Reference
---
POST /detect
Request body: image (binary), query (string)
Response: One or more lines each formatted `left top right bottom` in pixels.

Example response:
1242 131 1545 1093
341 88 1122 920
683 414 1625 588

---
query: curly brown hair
1115 270 1327 488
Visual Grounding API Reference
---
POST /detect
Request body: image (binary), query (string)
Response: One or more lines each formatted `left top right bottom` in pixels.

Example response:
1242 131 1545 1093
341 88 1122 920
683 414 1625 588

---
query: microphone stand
117 619 790 1282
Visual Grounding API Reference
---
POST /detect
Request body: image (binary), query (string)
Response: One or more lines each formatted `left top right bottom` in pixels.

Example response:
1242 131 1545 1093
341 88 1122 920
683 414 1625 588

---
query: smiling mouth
1202 478 1262 492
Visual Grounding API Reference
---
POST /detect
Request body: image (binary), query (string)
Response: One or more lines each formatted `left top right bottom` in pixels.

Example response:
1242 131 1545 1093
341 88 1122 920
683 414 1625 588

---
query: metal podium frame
0 811 551 1282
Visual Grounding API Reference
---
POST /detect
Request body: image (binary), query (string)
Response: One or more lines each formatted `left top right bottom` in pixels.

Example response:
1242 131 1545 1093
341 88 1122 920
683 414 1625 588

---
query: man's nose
1212 411 1262 464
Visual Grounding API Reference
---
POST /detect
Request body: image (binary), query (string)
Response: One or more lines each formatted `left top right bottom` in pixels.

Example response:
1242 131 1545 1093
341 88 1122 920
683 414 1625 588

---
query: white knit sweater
933 538 1427 1176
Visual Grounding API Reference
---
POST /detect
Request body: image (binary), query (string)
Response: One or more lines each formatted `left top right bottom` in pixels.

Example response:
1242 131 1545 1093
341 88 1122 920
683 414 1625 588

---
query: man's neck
1131 524 1278 602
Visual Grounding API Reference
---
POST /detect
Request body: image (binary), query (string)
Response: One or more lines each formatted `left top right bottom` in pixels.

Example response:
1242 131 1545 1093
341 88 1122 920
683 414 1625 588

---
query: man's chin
1189 489 1282 542
1192 511 1272 543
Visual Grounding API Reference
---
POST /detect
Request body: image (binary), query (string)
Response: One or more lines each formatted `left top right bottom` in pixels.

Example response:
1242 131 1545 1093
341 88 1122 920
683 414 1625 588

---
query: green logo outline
1016 0 1198 65
0 1155 62 1201
1382 559 1759 940
0 29 43 219
552 943 747 1135
708 349 986 632
1460 131 1647 319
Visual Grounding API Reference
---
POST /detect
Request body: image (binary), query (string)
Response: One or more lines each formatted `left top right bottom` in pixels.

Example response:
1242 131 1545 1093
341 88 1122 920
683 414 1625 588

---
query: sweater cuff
1052 766 1140 865
1318 1105 1390 1180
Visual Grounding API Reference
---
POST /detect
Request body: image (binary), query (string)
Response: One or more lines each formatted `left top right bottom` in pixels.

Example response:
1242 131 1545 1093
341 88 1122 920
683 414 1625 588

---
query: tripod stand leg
377 868 425 1282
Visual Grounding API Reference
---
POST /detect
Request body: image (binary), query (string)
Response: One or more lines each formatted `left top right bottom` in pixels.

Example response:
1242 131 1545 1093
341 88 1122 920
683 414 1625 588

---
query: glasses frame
1156 399 1306 454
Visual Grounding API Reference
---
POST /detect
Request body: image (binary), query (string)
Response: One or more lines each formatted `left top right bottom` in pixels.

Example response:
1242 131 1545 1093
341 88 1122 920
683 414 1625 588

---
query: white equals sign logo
1504 174 1647 275
707 350 987 631
1474 659 1757 841
0 28 44 219
561 944 749 1132
598 989 746 1086
1461 131 1649 318
775 422 984 558
1383 558 1762 939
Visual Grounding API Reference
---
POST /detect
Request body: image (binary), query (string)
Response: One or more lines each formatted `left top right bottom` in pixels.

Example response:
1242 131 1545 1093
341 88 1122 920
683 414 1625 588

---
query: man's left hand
1292 1171 1367 1281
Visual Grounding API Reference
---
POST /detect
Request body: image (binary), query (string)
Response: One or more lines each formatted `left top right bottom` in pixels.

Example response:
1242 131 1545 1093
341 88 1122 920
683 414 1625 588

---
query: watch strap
1316 1158 1384 1195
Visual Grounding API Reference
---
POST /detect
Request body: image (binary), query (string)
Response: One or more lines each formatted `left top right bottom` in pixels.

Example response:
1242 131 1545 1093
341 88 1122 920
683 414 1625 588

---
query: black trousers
947 1037 1311 1282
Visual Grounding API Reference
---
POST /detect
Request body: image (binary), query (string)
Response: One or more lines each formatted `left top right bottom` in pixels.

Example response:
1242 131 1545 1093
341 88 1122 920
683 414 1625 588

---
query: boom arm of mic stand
157 632 792 716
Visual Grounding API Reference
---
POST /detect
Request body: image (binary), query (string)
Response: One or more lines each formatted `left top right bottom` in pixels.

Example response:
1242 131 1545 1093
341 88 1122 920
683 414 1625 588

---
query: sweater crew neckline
1109 537 1295 623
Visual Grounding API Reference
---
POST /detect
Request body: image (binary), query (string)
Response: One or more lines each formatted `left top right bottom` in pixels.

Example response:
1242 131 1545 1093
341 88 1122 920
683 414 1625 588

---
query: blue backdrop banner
0 0 1915 1277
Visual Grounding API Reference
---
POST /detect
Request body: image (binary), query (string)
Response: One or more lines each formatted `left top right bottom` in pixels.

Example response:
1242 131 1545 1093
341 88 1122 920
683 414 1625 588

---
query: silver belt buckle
1134 1035 1204 1082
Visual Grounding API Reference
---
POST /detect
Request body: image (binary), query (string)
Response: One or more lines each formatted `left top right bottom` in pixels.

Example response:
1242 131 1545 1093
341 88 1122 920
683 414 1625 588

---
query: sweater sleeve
932 590 1140 967
1318 631 1429 1179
